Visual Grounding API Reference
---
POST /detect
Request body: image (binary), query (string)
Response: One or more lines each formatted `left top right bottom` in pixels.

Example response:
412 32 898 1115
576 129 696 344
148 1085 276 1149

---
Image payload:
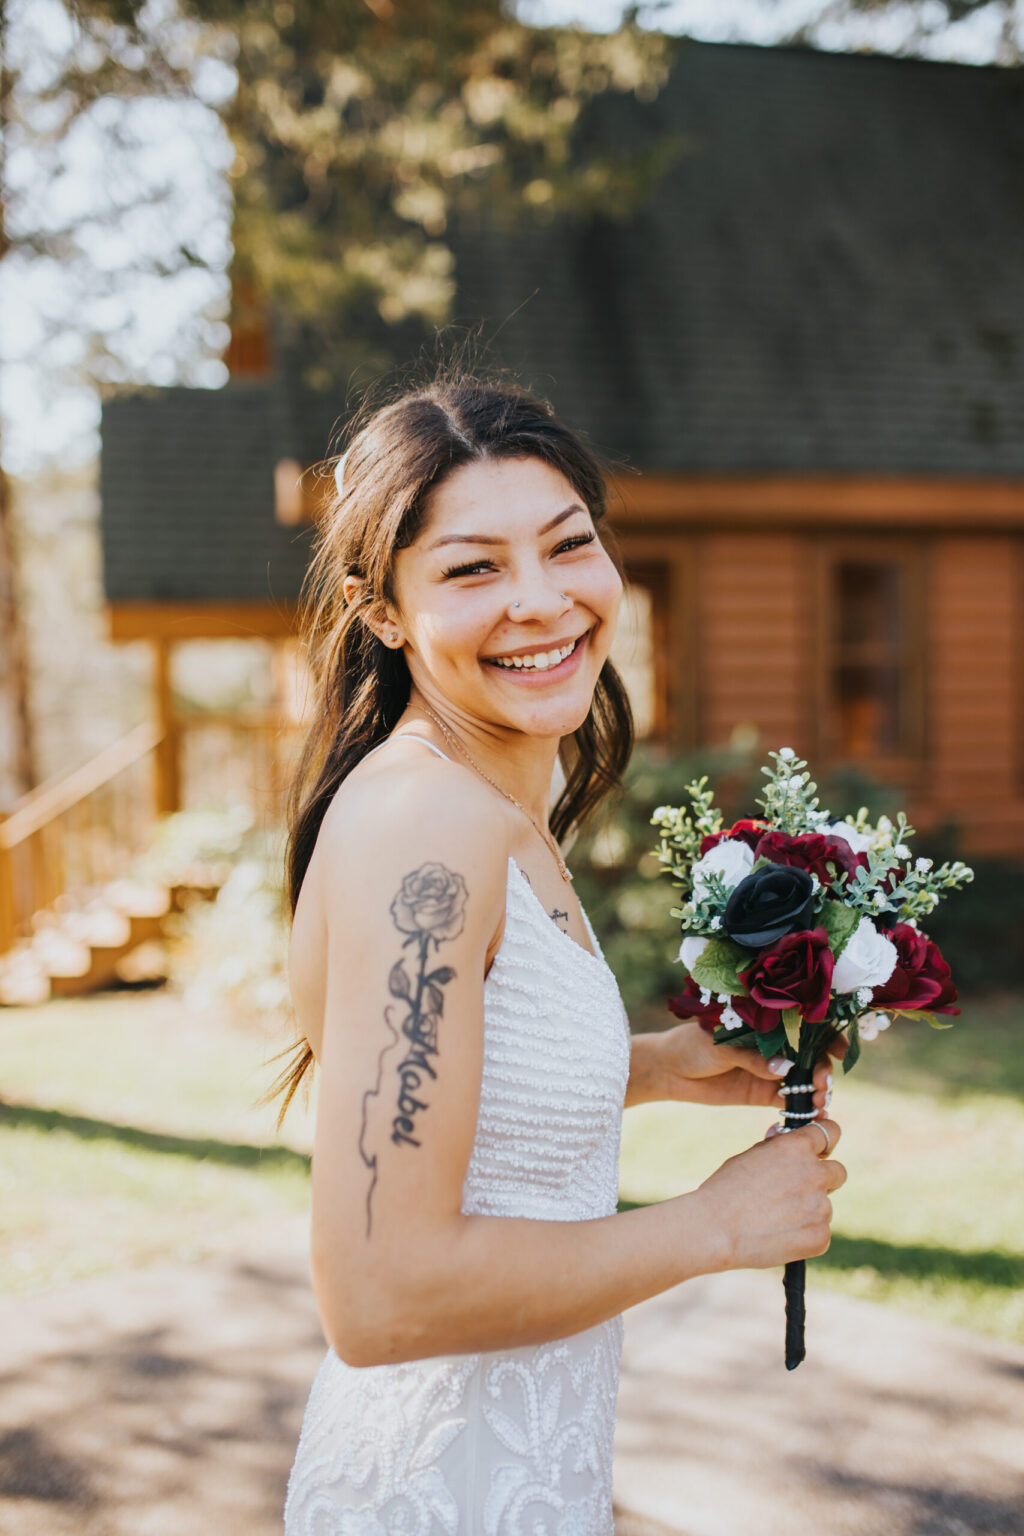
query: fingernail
826 1072 834 1089
768 1057 793 1077
764 1124 780 1139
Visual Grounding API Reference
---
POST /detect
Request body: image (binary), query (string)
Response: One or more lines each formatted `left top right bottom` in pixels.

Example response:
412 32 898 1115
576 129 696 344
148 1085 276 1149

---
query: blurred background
1 3 1023 1534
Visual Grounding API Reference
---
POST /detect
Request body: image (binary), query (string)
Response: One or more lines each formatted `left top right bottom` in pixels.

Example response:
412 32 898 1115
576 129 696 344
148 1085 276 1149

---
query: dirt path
2 1218 1022 1535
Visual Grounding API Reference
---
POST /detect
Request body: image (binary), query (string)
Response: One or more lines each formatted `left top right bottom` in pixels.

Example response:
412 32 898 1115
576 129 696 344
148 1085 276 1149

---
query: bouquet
652 748 974 1369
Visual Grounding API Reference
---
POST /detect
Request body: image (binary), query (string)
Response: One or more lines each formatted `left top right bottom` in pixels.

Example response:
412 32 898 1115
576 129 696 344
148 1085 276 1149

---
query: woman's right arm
308 767 846 1368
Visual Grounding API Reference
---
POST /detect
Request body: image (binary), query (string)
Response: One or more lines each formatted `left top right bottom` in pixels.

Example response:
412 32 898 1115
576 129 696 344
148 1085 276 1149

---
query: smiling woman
276 373 845 1536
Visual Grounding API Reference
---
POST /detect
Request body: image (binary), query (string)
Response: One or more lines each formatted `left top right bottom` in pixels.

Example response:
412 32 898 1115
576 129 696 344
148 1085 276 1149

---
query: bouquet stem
782 1063 816 1370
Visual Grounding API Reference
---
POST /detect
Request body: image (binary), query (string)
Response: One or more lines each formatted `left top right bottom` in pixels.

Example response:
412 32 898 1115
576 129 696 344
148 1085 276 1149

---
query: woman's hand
642 1019 846 1114
695 1118 847 1271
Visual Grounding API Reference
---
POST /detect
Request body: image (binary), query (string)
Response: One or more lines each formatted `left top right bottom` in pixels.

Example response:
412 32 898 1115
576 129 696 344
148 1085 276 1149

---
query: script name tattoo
358 862 469 1237
550 907 570 929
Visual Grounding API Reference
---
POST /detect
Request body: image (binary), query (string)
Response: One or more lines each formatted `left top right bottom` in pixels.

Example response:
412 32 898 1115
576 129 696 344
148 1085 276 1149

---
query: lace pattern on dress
284 857 630 1536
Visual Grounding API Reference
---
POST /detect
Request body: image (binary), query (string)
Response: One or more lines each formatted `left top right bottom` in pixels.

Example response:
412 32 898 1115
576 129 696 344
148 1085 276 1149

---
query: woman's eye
553 533 596 556
439 528 592 577
441 558 498 579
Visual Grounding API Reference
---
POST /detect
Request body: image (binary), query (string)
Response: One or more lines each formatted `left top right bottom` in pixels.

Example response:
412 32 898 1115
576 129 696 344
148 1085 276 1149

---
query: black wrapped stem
782 1063 816 1370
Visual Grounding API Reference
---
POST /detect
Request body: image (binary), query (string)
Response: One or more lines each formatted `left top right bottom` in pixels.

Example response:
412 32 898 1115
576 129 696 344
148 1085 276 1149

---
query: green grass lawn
0 991 313 1293
2 988 1022 1345
620 994 1024 1342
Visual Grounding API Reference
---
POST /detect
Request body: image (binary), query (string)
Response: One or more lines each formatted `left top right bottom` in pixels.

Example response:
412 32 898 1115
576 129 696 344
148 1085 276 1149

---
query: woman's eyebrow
426 503 587 551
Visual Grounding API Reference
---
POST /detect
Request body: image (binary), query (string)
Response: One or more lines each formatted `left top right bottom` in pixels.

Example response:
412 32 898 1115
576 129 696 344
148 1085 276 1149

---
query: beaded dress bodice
284 839 631 1536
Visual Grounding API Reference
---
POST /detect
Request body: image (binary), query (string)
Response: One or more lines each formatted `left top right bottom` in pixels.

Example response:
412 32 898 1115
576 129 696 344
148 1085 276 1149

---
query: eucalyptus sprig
754 749 831 836
651 777 722 896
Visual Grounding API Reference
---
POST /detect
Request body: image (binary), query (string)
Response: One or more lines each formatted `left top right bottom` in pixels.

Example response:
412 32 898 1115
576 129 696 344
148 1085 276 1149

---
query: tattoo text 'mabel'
358 863 469 1237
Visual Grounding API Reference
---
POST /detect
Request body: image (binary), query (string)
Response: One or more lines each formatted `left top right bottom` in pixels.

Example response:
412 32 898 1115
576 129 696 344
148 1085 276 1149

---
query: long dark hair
273 373 633 1116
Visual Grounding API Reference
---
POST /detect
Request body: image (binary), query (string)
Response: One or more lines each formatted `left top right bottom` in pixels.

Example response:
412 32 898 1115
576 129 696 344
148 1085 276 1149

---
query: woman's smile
481 628 590 681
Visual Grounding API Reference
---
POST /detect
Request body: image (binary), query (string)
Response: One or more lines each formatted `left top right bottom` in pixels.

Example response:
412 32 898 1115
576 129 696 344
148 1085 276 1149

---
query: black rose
721 864 816 949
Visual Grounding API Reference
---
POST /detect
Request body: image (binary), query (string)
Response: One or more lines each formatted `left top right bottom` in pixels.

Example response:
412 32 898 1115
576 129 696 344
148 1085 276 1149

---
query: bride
279 375 844 1535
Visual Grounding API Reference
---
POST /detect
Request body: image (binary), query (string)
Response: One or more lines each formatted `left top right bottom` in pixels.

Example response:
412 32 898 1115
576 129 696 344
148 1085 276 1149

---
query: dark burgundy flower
699 819 768 857
668 975 724 1033
871 923 960 1014
754 830 868 890
669 975 786 1036
739 927 835 1024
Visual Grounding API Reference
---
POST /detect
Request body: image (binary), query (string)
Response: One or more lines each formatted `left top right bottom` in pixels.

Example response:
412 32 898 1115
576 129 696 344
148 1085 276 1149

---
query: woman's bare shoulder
310 742 514 922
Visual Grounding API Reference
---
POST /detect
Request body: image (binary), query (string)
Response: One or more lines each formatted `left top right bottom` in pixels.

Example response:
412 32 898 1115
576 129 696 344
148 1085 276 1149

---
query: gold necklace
419 705 573 883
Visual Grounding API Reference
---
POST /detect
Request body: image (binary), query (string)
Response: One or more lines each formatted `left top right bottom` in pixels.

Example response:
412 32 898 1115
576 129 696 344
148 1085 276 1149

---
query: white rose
824 820 873 857
832 916 898 994
678 935 709 972
691 839 755 902
858 1010 892 1042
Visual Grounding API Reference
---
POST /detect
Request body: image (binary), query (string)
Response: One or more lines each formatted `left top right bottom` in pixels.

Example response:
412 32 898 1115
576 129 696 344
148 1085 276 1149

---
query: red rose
699 819 767 857
730 991 792 1033
871 923 960 1014
739 926 835 1024
754 830 868 890
667 975 724 1033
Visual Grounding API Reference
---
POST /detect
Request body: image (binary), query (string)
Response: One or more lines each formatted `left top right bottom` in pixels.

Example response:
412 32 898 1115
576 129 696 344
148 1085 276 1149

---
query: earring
390 632 399 644
559 593 569 602
511 601 521 610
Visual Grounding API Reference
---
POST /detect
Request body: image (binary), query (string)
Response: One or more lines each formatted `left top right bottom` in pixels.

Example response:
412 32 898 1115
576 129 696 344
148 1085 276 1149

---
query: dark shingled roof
453 40 1024 473
100 41 1024 604
100 383 313 602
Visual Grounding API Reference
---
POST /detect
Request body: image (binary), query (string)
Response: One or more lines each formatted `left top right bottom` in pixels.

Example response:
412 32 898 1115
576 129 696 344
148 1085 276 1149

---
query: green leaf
782 1007 803 1054
843 1018 861 1074
712 1026 758 1049
691 938 750 997
886 1006 954 1031
754 1025 787 1061
819 899 860 959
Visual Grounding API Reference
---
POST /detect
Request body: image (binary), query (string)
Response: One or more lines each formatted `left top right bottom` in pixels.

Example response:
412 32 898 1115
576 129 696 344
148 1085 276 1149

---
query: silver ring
807 1120 833 1157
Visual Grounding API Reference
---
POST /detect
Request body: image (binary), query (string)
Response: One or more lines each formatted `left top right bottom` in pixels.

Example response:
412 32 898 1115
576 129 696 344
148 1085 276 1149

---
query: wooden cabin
99 40 1024 859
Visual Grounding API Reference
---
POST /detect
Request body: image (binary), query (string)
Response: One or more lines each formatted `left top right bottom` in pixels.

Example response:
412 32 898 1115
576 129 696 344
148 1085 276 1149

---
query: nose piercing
510 596 567 608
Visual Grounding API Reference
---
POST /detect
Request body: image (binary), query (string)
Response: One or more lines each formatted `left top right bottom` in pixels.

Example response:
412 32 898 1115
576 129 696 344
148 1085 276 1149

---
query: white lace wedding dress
284 839 632 1536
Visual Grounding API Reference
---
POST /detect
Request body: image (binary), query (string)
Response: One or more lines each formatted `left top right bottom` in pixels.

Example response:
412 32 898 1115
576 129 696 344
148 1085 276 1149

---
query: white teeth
489 638 579 671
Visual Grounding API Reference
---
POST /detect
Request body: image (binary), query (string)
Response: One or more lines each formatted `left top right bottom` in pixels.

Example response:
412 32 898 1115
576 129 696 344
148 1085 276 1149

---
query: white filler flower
678 934 709 971
858 1010 892 1042
824 819 874 857
691 839 755 902
832 916 899 993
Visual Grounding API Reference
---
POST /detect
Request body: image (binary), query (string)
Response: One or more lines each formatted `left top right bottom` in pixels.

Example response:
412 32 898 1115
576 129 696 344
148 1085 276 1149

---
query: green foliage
689 937 748 996
570 742 762 1014
818 897 859 958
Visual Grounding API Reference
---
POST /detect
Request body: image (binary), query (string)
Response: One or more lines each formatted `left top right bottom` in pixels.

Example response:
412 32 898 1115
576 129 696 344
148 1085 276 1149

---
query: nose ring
510 595 568 608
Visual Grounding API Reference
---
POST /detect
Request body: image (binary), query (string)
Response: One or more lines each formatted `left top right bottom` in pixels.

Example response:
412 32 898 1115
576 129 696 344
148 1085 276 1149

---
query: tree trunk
0 0 37 804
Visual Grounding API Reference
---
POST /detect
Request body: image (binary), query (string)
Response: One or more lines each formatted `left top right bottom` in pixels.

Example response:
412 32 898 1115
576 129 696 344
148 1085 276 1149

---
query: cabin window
611 563 671 740
823 550 923 763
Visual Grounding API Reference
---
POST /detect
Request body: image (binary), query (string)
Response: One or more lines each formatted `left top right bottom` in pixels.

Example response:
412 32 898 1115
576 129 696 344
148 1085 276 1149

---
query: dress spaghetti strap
360 733 452 765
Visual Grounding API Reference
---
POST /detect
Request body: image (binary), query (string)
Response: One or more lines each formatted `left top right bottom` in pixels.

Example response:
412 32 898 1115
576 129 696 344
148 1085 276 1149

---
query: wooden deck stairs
0 725 222 1006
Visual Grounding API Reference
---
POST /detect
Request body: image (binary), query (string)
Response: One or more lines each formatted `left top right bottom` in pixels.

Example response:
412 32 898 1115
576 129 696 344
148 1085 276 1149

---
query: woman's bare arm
307 764 845 1368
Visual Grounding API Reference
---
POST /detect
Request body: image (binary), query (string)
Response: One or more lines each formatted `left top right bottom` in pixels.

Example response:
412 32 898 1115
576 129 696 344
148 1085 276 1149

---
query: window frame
813 536 928 781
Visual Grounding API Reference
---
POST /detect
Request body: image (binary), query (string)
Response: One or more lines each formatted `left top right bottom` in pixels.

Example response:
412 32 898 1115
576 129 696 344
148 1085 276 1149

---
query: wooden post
0 829 15 953
153 640 182 815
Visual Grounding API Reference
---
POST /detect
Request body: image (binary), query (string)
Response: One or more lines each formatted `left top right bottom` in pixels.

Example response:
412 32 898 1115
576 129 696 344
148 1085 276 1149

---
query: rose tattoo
359 863 468 1237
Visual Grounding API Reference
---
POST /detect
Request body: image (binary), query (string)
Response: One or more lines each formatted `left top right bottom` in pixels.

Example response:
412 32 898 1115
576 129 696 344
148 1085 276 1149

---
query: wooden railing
0 722 164 956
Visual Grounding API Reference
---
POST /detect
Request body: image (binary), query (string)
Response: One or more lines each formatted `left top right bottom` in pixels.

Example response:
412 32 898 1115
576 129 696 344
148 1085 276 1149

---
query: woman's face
390 455 623 740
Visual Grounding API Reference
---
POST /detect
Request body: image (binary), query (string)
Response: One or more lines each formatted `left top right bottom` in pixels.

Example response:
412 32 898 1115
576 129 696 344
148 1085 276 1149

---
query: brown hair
272 373 633 1117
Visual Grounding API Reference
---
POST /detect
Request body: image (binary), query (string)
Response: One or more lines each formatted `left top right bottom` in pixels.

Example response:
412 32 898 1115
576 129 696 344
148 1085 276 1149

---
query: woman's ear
343 576 404 650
